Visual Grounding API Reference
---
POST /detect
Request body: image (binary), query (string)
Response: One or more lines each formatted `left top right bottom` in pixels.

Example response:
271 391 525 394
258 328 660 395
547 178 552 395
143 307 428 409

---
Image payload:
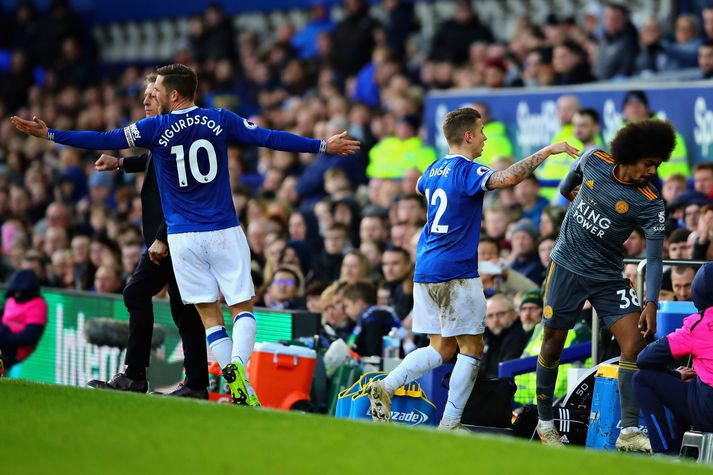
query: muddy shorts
413 278 487 337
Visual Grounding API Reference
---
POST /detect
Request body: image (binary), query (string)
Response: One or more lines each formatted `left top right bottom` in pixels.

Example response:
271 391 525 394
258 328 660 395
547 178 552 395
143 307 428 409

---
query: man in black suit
87 74 208 398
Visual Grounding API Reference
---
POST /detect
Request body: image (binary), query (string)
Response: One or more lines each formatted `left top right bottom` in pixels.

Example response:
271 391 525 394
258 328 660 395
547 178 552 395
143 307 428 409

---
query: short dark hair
155 64 197 100
631 226 645 239
305 281 328 298
669 228 691 244
479 236 501 252
124 239 144 248
272 266 302 288
384 246 411 261
701 39 713 49
606 2 630 17
442 108 481 146
326 222 349 236
399 193 426 208
341 281 377 306
610 120 676 165
559 39 585 57
575 107 600 125
694 162 713 174
672 265 696 277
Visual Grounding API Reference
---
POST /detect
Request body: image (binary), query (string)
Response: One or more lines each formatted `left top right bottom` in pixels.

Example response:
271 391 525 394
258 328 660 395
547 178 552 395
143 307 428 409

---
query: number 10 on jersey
425 188 449 234
171 139 218 187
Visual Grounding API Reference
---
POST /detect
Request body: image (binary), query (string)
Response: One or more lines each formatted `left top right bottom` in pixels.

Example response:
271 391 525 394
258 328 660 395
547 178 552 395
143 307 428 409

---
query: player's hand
676 366 696 382
546 141 579 159
10 116 49 139
148 239 169 265
566 185 580 202
638 301 657 339
697 208 713 243
95 154 119 172
325 131 360 156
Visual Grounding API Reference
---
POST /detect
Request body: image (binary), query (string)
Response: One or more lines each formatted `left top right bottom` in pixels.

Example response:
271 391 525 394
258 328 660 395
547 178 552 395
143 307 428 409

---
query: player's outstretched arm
639 239 663 338
486 141 579 190
11 115 134 150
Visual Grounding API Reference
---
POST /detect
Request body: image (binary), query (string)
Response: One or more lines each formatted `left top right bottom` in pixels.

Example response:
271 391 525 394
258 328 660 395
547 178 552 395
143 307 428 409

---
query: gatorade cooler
585 364 647 450
248 342 317 410
657 301 696 338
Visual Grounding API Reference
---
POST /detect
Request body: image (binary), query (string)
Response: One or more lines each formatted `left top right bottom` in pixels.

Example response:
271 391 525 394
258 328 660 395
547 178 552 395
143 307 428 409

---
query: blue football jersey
49 106 324 234
413 154 494 283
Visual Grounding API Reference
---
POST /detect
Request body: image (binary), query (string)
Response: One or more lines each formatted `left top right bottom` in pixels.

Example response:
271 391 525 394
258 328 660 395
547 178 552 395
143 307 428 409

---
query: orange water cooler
247 342 317 410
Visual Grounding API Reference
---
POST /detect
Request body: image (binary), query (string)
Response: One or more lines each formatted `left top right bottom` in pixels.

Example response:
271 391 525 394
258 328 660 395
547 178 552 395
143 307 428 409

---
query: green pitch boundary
0 379 707 474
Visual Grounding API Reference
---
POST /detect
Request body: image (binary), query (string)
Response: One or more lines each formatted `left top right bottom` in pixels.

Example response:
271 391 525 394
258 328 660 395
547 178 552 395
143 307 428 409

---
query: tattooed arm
485 141 579 190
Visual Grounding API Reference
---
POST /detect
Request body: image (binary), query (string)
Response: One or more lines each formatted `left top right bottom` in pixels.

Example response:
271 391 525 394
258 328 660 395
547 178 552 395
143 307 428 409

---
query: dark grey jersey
551 148 665 281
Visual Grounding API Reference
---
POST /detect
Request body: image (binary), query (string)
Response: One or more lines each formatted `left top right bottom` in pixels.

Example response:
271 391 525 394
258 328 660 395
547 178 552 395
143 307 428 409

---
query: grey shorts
542 260 641 330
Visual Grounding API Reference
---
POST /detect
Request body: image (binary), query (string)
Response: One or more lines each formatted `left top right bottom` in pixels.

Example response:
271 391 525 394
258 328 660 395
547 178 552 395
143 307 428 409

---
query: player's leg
369 335 454 423
224 299 260 407
592 277 650 452
207 226 260 406
367 283 450 422
166 262 209 397
165 232 227 372
438 333 484 430
435 278 487 430
609 312 650 452
633 369 692 454
536 261 586 445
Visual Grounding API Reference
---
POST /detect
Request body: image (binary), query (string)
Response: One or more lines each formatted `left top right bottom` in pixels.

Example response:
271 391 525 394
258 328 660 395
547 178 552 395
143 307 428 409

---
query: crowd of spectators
0 0 712 384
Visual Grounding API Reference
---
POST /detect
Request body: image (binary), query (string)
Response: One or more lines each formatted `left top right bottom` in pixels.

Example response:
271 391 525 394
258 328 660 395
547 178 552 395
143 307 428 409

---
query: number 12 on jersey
425 188 449 234
171 139 218 187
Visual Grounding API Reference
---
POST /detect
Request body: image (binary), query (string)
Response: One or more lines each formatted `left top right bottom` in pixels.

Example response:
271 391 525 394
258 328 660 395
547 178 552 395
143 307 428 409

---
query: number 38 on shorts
542 261 642 331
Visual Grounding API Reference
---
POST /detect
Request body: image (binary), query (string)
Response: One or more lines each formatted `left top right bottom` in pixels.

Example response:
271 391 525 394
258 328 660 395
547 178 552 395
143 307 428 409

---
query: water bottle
382 327 401 359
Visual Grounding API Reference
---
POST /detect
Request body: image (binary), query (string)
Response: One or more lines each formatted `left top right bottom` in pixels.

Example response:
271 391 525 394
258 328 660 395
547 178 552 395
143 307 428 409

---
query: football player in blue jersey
535 120 675 452
366 107 578 430
11 64 360 406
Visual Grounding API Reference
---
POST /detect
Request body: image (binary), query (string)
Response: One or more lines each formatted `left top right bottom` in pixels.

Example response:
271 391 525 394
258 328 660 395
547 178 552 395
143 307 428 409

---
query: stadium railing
497 342 591 378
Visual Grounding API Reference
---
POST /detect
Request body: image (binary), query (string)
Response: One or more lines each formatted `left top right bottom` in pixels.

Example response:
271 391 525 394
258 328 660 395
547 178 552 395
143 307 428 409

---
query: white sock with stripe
206 326 232 369
442 353 480 423
231 312 257 367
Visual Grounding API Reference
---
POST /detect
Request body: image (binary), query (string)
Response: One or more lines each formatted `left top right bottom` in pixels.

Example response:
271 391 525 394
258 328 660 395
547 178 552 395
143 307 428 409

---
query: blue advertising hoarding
424 82 713 167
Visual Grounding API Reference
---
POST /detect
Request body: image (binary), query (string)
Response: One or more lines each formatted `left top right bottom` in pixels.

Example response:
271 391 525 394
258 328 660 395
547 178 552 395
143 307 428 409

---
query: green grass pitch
1 379 709 474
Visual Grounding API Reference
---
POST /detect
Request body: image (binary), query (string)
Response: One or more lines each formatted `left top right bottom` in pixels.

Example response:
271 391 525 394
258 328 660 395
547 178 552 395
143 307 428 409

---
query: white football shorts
412 277 487 337
167 225 255 306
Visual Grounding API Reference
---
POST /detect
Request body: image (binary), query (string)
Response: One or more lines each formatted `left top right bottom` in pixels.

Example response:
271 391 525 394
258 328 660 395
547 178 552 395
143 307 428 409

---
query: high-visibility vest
367 136 437 179
658 131 690 178
480 121 514 168
514 323 576 405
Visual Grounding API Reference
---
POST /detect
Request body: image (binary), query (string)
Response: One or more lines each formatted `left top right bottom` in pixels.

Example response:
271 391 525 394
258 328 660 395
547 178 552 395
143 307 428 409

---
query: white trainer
438 418 469 433
536 422 565 446
366 380 392 422
616 429 652 453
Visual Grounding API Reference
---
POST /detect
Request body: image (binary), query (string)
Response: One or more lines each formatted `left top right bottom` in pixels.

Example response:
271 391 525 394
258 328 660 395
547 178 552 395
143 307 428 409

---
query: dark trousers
633 369 691 454
123 252 208 390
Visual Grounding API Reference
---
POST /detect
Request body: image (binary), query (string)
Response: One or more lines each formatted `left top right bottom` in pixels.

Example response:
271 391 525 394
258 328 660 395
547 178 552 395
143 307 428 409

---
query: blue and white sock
442 353 480 423
206 325 232 369
231 312 257 367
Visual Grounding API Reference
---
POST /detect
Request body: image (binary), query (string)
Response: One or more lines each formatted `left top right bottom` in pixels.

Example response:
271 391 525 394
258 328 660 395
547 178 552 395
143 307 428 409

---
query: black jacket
480 320 530 379
123 152 168 247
